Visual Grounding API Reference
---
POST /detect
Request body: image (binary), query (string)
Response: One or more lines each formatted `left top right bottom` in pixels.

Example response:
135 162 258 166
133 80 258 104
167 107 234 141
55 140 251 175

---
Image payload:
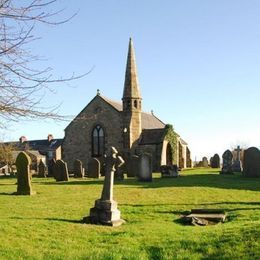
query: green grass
0 168 259 259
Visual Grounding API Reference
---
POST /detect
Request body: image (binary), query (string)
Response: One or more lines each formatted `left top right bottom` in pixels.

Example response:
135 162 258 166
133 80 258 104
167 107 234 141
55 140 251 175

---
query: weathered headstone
232 145 243 172
99 156 106 177
38 159 47 178
114 165 124 180
85 147 125 226
243 147 260 177
138 153 152 182
126 155 139 177
160 164 178 178
53 159 69 181
211 154 220 168
74 159 84 178
202 157 209 167
220 150 233 174
87 158 100 178
15 152 35 195
47 158 56 177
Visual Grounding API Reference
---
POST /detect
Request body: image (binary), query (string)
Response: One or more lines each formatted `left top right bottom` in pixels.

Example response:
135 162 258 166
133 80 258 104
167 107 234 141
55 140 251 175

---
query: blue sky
2 0 260 160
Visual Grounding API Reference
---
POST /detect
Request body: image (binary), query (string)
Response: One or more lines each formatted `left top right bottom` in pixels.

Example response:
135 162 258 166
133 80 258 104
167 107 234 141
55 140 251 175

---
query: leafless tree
0 142 14 171
0 0 85 128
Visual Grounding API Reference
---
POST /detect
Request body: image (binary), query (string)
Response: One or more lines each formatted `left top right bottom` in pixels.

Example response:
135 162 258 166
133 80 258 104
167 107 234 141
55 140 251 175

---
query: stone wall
62 96 123 171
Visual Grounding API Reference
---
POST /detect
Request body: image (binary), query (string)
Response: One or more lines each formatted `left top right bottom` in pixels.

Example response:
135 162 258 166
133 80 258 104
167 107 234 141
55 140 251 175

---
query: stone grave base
83 199 125 227
232 161 243 172
14 190 36 196
220 169 233 175
181 209 226 226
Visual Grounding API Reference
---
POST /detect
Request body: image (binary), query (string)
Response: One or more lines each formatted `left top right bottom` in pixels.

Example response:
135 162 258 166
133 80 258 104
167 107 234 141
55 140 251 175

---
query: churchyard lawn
0 168 259 259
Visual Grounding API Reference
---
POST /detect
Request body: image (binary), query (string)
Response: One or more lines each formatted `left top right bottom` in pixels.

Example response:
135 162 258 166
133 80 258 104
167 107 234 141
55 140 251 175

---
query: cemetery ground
0 169 259 259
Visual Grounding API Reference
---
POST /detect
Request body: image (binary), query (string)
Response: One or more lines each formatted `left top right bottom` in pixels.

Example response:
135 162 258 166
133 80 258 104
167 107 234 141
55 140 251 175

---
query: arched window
92 125 105 157
134 100 138 109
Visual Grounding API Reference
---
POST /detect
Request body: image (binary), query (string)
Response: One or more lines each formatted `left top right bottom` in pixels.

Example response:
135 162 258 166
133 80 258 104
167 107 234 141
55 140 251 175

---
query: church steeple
122 38 142 151
122 38 141 101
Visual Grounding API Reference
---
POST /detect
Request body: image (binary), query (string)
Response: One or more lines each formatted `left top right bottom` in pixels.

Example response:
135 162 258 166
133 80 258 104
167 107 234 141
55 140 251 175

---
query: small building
2 134 62 170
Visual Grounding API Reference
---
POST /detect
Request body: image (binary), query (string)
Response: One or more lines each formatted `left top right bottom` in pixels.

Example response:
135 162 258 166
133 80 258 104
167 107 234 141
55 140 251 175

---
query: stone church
62 39 191 173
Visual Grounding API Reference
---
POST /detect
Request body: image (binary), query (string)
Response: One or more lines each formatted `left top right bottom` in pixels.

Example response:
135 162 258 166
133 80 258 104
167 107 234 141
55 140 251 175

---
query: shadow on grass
44 217 83 224
122 201 260 216
118 173 260 191
9 216 83 224
26 172 260 191
41 180 103 186
0 192 14 195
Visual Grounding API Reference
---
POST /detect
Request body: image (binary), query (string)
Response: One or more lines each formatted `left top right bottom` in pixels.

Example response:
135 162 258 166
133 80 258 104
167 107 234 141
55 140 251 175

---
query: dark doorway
166 143 173 165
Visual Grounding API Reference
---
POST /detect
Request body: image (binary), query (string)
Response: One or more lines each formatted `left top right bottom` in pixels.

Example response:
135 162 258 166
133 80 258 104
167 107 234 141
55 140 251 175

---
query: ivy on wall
164 124 178 164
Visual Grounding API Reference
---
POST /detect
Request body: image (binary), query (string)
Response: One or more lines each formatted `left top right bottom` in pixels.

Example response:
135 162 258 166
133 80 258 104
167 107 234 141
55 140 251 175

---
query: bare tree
0 142 14 171
0 0 85 128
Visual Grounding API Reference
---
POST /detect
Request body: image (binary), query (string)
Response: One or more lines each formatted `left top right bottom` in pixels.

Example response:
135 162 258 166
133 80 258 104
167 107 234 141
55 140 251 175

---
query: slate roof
101 96 165 129
139 128 166 145
4 139 63 153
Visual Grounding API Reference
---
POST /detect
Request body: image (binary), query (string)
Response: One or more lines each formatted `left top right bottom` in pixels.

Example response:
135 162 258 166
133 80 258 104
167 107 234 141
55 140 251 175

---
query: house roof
4 139 63 152
139 128 166 145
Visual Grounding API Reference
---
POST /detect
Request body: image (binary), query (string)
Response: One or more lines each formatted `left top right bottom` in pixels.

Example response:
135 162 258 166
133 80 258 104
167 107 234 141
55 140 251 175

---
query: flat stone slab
181 209 226 226
186 213 226 222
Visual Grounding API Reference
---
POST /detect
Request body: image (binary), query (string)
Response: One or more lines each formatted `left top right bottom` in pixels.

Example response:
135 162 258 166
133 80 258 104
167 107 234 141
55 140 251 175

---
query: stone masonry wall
62 96 123 171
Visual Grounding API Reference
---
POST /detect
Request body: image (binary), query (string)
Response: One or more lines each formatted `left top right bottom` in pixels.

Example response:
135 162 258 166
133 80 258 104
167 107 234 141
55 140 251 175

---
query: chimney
19 136 27 143
47 134 53 142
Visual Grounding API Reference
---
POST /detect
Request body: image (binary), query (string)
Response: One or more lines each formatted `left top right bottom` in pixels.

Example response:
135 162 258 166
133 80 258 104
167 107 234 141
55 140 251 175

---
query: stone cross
101 147 124 201
235 146 242 161
86 146 125 226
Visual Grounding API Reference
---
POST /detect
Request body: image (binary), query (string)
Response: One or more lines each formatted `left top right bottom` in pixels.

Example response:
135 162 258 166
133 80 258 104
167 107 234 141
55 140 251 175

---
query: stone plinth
83 147 125 227
88 199 124 227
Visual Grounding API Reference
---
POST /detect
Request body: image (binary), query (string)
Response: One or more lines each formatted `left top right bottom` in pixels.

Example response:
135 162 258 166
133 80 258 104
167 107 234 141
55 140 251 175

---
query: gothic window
92 125 105 157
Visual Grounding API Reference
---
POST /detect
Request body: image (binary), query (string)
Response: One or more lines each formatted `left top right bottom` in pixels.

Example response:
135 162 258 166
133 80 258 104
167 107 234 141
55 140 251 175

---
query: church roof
100 96 123 112
141 112 165 129
179 138 188 146
139 128 166 145
101 95 165 129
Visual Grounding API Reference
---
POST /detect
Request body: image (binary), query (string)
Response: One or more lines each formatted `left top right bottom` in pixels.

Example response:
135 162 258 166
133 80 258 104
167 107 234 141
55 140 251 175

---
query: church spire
122 38 141 99
122 38 142 151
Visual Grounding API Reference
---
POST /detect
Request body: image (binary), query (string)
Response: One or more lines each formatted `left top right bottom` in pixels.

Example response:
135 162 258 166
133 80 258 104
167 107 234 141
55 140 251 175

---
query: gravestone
243 147 260 177
202 157 209 167
74 159 84 178
160 164 178 178
99 156 106 177
15 152 35 195
53 160 69 181
38 159 47 178
211 154 220 168
88 158 100 178
85 147 125 226
114 165 124 180
220 150 233 174
126 155 139 177
232 145 243 172
47 158 56 177
138 153 152 182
